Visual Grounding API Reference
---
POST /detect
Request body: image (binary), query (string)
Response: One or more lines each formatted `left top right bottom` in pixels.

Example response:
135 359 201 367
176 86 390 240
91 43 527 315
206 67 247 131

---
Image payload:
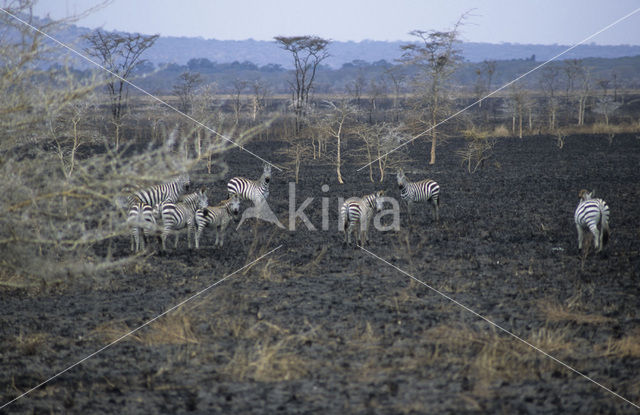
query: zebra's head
177 174 191 192
397 169 406 189
578 189 594 201
262 164 272 185
196 187 208 209
374 190 385 212
228 195 241 221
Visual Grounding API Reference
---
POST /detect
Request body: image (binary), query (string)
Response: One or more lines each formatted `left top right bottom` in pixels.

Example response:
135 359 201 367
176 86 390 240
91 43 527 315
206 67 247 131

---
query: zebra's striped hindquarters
574 190 610 253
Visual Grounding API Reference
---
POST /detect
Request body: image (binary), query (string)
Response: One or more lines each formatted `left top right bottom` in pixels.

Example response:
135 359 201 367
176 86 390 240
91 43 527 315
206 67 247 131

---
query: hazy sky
32 0 640 45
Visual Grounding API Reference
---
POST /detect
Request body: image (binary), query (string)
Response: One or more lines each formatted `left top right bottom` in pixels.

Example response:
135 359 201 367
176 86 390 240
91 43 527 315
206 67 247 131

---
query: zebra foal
340 190 385 246
159 188 208 250
397 168 440 222
194 195 241 249
574 189 610 253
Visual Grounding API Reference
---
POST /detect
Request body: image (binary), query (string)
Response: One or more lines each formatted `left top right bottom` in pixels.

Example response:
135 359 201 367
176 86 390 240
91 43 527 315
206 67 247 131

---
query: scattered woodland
1 2 640 413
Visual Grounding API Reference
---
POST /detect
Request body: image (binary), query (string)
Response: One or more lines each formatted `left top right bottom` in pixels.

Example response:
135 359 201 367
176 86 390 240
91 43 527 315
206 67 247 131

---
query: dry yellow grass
601 329 640 358
14 332 51 356
222 334 312 382
538 300 614 325
92 310 198 346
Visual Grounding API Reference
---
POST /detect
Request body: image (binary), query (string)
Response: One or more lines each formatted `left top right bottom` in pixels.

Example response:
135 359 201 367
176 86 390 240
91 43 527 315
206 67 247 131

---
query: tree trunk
336 133 344 184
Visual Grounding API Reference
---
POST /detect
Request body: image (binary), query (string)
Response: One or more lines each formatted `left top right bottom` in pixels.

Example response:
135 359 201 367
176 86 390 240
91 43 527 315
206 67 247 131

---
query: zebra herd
125 164 610 255
126 164 271 252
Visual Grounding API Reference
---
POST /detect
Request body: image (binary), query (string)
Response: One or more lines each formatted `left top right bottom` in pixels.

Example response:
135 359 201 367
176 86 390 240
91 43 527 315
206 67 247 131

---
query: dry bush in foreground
0 3 249 287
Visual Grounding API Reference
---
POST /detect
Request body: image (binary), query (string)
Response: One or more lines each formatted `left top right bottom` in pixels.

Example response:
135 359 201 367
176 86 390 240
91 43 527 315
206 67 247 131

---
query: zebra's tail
601 208 610 246
339 203 348 232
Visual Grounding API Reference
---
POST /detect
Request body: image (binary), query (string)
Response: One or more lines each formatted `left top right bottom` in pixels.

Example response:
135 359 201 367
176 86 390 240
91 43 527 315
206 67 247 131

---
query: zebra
340 190 385 246
131 174 191 208
227 163 271 205
397 168 440 222
574 189 610 253
127 200 156 252
126 174 190 251
194 195 241 249
159 188 208 250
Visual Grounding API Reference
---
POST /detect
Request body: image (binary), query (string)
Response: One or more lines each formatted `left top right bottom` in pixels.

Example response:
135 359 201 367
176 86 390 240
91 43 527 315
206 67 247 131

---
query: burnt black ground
1 134 639 414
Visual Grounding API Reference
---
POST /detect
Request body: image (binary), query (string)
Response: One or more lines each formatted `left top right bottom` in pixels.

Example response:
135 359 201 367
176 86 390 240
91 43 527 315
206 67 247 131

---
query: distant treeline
116 54 640 96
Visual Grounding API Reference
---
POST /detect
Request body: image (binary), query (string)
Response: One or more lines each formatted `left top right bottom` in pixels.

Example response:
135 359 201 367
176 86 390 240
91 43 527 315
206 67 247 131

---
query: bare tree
317 101 356 184
354 122 405 182
274 35 330 132
562 60 591 126
250 79 269 122
594 78 621 126
509 83 527 138
539 64 561 131
474 60 496 122
457 129 495 173
399 15 465 164
231 78 247 126
384 66 406 122
367 78 387 124
173 71 202 114
84 30 158 149
346 71 366 107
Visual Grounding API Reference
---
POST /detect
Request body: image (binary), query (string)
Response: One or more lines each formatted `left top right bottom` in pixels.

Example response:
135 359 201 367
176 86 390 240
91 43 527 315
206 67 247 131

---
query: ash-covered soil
2 134 639 414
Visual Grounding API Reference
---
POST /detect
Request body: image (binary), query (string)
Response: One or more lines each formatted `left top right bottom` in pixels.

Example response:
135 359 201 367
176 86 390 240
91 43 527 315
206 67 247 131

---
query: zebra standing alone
574 189 610 253
227 164 271 204
397 168 440 222
127 174 191 252
194 195 241 249
159 188 208 250
340 190 385 246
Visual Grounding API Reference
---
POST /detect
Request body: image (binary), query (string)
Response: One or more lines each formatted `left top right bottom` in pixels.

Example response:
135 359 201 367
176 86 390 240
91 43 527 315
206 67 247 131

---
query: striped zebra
194 195 241 249
127 174 190 251
574 189 610 253
397 168 440 221
159 188 208 250
227 164 271 205
127 200 156 252
340 190 385 245
131 174 191 207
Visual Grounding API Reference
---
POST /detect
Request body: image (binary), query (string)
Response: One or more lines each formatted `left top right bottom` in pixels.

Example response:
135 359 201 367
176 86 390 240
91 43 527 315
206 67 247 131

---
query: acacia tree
400 16 464 164
84 30 158 149
274 35 330 132
173 71 202 113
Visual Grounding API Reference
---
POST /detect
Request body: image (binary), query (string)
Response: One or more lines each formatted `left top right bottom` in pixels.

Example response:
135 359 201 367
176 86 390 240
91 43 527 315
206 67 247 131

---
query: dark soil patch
2 134 639 414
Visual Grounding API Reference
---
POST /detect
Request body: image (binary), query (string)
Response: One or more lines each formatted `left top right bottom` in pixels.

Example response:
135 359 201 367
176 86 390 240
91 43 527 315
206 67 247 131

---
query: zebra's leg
130 226 137 252
219 221 228 247
407 201 413 222
187 222 193 249
589 224 601 252
139 227 146 251
346 222 354 245
161 228 168 251
576 224 584 251
358 219 366 246
432 198 439 222
195 225 202 249
214 224 220 246
173 231 180 249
